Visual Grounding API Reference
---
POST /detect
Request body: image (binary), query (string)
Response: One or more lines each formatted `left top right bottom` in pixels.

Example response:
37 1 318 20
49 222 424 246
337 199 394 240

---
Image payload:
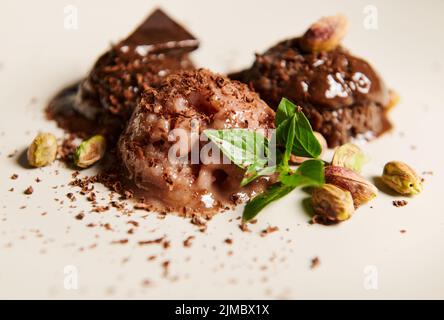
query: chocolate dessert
47 9 198 141
118 69 275 215
42 10 408 221
230 15 394 147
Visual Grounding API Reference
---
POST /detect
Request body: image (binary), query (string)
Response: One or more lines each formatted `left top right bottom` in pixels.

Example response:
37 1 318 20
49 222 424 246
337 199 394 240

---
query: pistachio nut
324 165 378 208
382 161 423 195
386 90 400 111
332 143 366 173
312 184 355 222
74 135 106 168
291 132 327 164
300 14 349 53
27 132 58 167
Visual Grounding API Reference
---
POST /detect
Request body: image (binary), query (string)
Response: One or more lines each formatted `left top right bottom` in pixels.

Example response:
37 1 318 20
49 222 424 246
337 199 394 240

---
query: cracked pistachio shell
74 135 106 169
325 166 378 208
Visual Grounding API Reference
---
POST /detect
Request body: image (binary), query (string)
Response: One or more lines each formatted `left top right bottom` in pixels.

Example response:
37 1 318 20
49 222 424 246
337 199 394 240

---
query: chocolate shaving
393 200 408 207
111 239 129 245
239 223 251 233
87 192 96 202
310 257 320 269
58 134 77 162
190 215 207 232
24 186 34 195
66 193 76 201
138 237 165 246
161 260 170 278
127 220 139 227
92 205 109 213
260 226 279 237
183 236 195 247
75 212 85 220
162 240 171 249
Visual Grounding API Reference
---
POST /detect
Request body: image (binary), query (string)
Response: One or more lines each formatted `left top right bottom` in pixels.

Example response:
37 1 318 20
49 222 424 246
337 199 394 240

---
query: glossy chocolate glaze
231 37 393 147
237 38 389 110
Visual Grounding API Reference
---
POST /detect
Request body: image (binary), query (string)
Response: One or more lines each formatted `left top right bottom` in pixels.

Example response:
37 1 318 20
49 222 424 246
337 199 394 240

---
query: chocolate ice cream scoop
231 15 394 147
118 69 275 216
47 9 198 141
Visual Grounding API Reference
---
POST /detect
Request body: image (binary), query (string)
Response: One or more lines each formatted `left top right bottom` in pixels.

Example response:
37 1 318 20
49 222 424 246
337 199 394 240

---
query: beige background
0 0 443 299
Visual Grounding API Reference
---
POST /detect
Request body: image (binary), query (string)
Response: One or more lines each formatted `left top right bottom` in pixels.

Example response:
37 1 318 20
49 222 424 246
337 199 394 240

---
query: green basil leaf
241 165 276 187
204 129 268 169
279 159 325 187
280 114 296 170
242 183 295 222
276 105 321 158
291 110 322 158
275 97 296 126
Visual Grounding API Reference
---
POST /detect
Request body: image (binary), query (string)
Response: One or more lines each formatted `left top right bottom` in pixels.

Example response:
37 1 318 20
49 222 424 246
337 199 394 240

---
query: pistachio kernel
74 135 106 169
332 143 366 173
27 132 58 167
300 14 349 53
312 184 355 222
382 161 423 195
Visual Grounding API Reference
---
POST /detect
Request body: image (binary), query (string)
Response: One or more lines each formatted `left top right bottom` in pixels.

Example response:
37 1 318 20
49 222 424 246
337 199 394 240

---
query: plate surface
1 0 443 299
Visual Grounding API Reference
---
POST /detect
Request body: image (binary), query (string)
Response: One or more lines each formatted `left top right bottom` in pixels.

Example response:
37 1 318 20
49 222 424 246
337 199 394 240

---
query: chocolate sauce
230 37 393 147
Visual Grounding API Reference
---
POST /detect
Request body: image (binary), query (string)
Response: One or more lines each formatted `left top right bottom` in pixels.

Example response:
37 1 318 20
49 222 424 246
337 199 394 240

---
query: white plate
1 0 443 299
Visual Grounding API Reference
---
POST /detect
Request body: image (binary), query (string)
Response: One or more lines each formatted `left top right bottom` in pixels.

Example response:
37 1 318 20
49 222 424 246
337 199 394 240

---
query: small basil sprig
243 183 295 222
279 159 324 187
204 98 325 222
275 98 322 158
204 129 275 187
204 129 269 170
241 165 276 187
244 160 324 222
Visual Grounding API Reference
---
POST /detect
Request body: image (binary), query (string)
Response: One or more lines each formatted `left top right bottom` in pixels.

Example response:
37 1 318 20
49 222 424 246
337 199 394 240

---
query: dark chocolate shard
121 8 199 54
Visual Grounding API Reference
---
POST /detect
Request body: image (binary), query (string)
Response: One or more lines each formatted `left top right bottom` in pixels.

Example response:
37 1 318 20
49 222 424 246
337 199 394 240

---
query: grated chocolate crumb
310 257 320 269
260 226 279 237
75 212 85 220
24 186 34 195
183 236 195 247
111 239 128 245
393 200 408 207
